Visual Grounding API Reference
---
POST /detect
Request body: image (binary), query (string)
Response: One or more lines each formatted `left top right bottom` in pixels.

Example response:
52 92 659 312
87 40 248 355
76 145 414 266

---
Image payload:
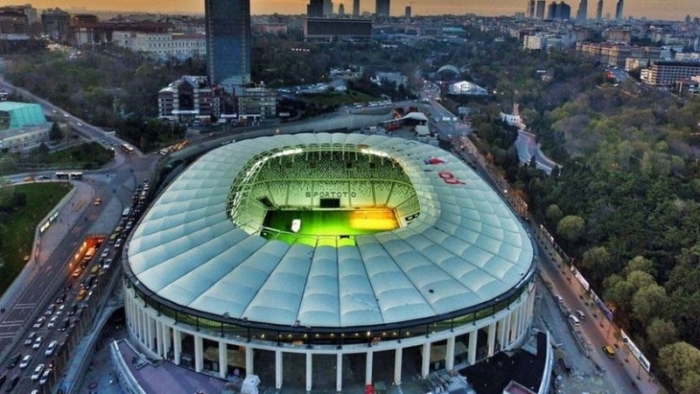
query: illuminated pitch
262 209 399 246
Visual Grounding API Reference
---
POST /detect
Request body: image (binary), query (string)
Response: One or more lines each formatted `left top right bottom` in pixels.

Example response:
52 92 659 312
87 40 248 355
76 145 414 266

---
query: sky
24 0 698 21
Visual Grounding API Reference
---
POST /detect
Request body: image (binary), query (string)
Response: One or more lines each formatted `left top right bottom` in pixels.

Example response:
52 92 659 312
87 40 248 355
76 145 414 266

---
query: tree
49 122 62 141
658 342 700 394
632 284 668 323
557 215 585 243
545 204 563 224
623 255 655 277
647 319 678 352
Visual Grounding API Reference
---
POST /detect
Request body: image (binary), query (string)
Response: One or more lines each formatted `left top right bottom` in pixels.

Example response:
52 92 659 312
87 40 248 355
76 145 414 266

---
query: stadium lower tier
124 281 536 391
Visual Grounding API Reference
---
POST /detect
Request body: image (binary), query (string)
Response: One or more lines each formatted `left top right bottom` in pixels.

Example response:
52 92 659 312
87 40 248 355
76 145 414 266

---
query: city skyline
24 0 699 21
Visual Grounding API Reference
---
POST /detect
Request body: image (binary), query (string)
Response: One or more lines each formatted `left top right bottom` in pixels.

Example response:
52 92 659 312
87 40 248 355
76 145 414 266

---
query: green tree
49 122 62 141
623 256 655 277
647 319 678 352
557 215 585 243
658 342 700 394
632 284 669 323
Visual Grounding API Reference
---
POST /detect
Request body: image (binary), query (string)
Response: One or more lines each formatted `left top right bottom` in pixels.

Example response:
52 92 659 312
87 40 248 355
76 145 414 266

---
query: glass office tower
204 0 252 93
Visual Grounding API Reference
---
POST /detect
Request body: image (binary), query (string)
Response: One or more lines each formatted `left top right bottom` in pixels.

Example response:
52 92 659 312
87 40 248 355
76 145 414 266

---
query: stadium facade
123 133 537 391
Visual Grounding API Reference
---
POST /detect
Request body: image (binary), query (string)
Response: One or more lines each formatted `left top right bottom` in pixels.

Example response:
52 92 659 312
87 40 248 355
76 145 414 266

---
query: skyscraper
307 0 324 16
527 0 535 18
596 0 603 20
204 0 251 93
353 0 360 16
535 0 546 19
576 0 587 20
405 5 411 17
615 0 623 19
323 0 333 16
375 0 390 17
339 3 345 15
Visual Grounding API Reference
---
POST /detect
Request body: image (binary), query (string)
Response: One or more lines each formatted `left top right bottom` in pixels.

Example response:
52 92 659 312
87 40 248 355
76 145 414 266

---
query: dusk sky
23 0 698 21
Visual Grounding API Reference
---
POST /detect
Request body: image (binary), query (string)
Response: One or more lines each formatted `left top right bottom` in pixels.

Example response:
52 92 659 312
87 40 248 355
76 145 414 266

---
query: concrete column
394 347 403 385
162 324 171 358
156 321 163 356
518 304 527 336
365 350 373 386
497 319 505 352
487 323 496 357
147 315 155 350
336 353 343 392
421 342 431 378
275 350 283 389
306 353 313 391
173 329 182 365
137 308 144 343
446 336 456 371
509 310 518 345
246 346 254 375
219 340 228 379
194 335 203 372
501 314 510 347
468 330 477 365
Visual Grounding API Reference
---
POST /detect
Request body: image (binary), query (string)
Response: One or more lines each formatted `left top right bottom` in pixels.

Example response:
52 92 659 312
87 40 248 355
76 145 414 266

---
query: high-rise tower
535 0 546 19
527 0 536 18
596 0 603 20
204 0 251 93
375 0 390 17
576 0 587 20
615 0 623 19
353 0 360 16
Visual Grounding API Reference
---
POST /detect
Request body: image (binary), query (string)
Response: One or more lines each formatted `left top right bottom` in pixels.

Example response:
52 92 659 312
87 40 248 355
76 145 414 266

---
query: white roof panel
128 133 534 328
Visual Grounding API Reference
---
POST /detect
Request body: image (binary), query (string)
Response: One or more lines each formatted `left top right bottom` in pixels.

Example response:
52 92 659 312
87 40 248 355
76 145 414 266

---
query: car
44 303 55 315
23 332 36 346
30 364 44 381
100 248 110 258
32 336 43 349
39 369 51 385
62 113 69 118
32 317 45 329
68 304 78 316
44 341 58 357
103 258 112 270
18 355 31 369
93 198 102 206
602 345 616 358
4 375 19 392
55 293 66 304
554 295 564 304
71 268 81 278
47 316 59 329
57 304 66 313
76 122 83 127
6 353 21 369
114 239 122 249
77 289 87 301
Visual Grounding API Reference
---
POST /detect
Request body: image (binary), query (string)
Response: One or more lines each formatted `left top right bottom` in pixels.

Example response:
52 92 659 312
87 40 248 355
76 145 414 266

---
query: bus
56 172 70 180
121 144 135 154
70 172 83 180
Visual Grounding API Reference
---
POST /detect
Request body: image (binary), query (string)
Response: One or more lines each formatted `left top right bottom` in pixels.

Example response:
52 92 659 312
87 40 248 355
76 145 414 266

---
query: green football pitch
262 209 398 247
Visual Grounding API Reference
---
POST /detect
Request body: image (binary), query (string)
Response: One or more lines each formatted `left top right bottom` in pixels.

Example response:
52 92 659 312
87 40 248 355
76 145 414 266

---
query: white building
113 31 206 60
523 34 547 50
448 81 488 96
123 133 537 392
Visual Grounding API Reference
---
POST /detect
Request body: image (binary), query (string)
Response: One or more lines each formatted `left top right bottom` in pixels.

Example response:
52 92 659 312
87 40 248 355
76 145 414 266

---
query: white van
568 315 580 326
576 310 586 320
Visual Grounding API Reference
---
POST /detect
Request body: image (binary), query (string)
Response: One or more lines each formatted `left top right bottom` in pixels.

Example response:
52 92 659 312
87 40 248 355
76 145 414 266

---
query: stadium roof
127 133 534 329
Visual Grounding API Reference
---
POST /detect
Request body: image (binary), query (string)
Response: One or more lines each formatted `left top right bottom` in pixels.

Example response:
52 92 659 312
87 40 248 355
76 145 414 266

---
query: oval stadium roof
127 133 534 329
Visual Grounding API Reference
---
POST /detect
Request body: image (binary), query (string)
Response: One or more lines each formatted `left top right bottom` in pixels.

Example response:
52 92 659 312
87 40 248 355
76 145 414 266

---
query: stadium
123 133 537 391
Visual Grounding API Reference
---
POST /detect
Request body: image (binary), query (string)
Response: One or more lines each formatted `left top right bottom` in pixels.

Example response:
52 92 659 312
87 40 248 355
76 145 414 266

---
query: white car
45 340 58 356
24 332 36 346
39 368 52 385
101 248 110 258
76 122 83 127
31 364 45 381
47 316 59 329
19 354 31 369
33 316 45 329
32 336 44 349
